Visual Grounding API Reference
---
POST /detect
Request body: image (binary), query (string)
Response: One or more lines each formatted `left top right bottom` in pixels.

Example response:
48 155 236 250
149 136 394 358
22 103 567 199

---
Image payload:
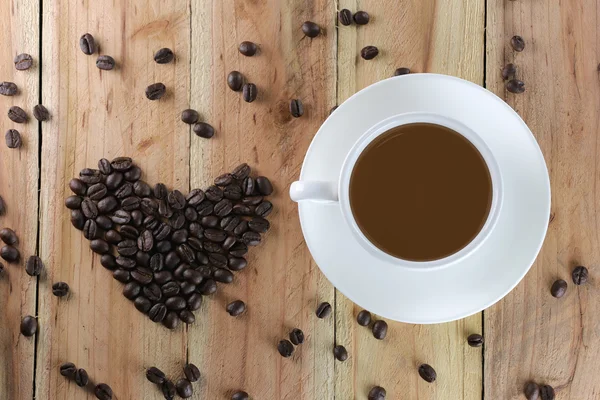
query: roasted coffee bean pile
65 157 273 329
60 362 113 399
146 363 200 399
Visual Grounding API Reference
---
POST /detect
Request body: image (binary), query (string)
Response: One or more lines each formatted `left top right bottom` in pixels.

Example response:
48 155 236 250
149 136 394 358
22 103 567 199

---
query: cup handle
290 181 338 203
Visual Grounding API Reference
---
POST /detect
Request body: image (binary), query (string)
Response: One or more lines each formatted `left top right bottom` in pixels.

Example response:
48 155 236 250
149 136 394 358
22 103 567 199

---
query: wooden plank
0 0 39 398
335 0 485 399
36 1 190 398
188 0 337 399
485 0 600 398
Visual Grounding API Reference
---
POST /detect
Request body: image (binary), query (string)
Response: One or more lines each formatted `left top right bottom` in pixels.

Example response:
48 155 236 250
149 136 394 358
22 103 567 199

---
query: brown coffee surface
349 123 492 261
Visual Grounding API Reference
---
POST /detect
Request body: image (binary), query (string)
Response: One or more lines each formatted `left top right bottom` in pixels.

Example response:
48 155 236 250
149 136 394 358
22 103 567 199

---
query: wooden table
0 0 597 399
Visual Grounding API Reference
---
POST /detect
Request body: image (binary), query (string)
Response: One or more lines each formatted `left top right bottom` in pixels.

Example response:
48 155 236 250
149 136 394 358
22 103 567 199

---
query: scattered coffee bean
4 129 21 149
572 265 588 285
96 55 116 70
193 122 215 138
8 106 28 123
302 21 321 38
25 256 43 276
551 279 567 298
79 33 95 55
511 35 525 52
226 300 246 316
524 382 540 400
227 71 244 91
243 83 257 103
368 386 386 400
506 79 525 93
1 245 19 262
184 363 201 382
394 67 411 76
356 310 371 326
146 83 166 100
418 364 436 383
539 385 555 400
0 81 18 96
502 63 517 80
154 48 174 64
161 379 176 399
316 302 332 319
278 339 294 357
334 345 348 361
33 104 50 121
232 391 249 400
146 366 166 384
20 316 37 336
467 333 484 347
74 368 89 387
238 41 258 56
176 378 193 398
372 320 388 340
181 109 199 124
353 11 370 25
290 99 304 118
94 383 113 400
361 46 379 60
338 9 353 25
289 328 304 345
0 228 18 245
60 362 77 378
14 53 33 70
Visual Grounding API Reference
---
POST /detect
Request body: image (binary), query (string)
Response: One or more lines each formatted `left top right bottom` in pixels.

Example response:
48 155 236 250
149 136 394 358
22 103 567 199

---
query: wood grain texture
0 0 39 398
189 0 337 399
36 1 190 398
335 0 485 399
485 0 600 398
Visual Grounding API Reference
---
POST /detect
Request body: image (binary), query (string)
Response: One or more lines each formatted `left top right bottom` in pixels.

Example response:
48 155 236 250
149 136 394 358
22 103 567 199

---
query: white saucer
298 74 550 324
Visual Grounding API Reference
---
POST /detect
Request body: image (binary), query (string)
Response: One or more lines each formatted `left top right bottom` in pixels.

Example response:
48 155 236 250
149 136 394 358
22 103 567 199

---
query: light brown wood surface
1 0 599 399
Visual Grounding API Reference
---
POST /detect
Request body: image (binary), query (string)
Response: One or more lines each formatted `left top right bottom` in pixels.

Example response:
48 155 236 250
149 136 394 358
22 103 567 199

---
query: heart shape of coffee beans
65 157 273 329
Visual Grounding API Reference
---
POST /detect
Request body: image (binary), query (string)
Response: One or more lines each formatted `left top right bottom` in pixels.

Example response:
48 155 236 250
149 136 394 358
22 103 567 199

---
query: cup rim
338 112 504 271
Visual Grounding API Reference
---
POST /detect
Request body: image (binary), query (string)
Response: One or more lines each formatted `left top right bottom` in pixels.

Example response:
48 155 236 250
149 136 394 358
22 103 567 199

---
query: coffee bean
176 244 194 265
135 252 149 268
203 186 222 203
50 282 70 299
148 254 164 272
131 210 143 227
101 254 117 270
290 99 304 118
94 383 113 400
120 225 139 240
0 81 18 96
243 83 257 103
372 320 388 340
117 240 137 256
572 265 588 285
97 158 112 175
113 269 131 283
1 245 19 263
146 83 166 100
112 210 132 225
302 21 321 37
166 296 186 311
193 122 215 138
161 379 176 399
177 309 194 325
74 368 89 387
540 385 555 400
198 278 217 295
123 282 141 300
334 345 348 361
224 184 242 200
183 268 202 285
121 196 140 211
111 156 132 171
227 71 244 91
230 242 248 257
187 237 203 252
106 172 124 191
89 239 109 254
133 181 151 197
418 364 436 383
361 46 379 60
242 196 263 206
8 106 27 123
154 239 171 253
153 183 168 199
83 219 98 241
136 230 153 252
502 63 517 80
134 296 152 313
144 283 163 302
184 207 198 222
81 199 99 219
71 210 85 230
87 183 107 200
186 189 205 206
60 362 77 378
187 293 203 311
162 281 180 298
196 252 209 265
149 303 167 323
202 242 221 255
69 178 87 196
394 67 411 76
222 236 236 250
255 201 273 217
289 328 304 345
353 11 370 25
467 333 484 347
0 228 18 245
551 279 567 298
524 382 540 400
166 190 185 210
165 251 181 269
131 267 153 285
154 48 174 64
248 217 270 233
65 195 83 210
105 229 122 244
181 109 199 124
228 256 247 271
205 229 226 243
14 53 33 70
213 268 233 283
241 231 260 246
278 339 294 357
96 55 115 70
316 302 332 319
368 386 386 400
116 256 136 270
33 104 50 121
184 363 201 382
176 378 193 398
140 198 159 215
146 366 166 385
124 166 141 182
339 9 353 25
226 300 246 316
219 216 238 232
238 41 258 56
506 79 525 94
232 391 249 400
255 176 273 195
79 33 95 55
357 310 371 326
511 35 525 52
20 315 37 336
99 213 116 229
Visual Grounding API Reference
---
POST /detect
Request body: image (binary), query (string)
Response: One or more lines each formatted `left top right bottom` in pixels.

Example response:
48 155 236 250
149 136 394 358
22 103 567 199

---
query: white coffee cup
290 112 504 270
